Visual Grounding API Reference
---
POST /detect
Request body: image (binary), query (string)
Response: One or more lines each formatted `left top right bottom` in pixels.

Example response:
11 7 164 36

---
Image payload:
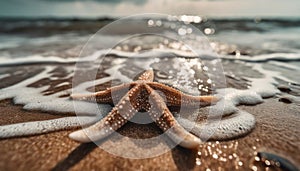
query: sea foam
0 49 296 141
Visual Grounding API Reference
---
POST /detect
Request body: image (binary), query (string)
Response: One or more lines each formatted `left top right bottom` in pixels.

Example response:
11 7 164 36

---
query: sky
0 0 300 18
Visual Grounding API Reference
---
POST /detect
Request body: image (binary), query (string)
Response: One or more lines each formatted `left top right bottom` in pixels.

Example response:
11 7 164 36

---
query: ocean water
0 17 299 161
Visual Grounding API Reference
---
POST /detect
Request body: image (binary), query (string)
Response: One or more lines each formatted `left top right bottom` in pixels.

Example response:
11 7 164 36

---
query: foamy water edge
0 49 298 141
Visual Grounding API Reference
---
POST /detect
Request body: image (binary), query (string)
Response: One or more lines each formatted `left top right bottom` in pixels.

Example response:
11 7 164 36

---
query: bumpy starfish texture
69 69 218 149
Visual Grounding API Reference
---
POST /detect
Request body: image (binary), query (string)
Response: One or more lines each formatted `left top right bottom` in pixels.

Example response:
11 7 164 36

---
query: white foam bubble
0 116 99 138
177 110 255 140
0 48 207 67
222 53 300 62
0 73 10 79
269 61 300 71
1 48 299 68
0 49 109 66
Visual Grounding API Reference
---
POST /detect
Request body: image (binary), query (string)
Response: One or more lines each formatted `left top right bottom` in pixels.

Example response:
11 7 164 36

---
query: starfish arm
70 83 135 104
137 69 154 82
69 85 141 143
148 82 219 107
145 85 202 149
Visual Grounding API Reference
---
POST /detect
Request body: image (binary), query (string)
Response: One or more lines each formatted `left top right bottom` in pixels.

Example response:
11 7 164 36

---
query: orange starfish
70 69 218 149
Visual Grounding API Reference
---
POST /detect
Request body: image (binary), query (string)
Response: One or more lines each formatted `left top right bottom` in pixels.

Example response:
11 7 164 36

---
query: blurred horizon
0 0 300 19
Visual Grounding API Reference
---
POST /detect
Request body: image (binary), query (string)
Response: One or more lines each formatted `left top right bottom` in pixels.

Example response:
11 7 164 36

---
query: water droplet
196 158 201 165
251 166 258 171
204 28 215 35
187 28 193 34
193 16 201 23
265 160 271 166
148 20 154 26
178 28 187 36
156 20 162 26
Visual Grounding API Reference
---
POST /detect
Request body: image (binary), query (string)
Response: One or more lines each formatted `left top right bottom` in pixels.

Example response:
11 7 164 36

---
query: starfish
69 69 219 149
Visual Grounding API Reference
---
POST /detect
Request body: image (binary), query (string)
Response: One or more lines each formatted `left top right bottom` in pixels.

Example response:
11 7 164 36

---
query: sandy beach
0 96 299 170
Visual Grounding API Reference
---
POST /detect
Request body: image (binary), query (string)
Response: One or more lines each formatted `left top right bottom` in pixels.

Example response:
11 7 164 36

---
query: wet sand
0 97 299 171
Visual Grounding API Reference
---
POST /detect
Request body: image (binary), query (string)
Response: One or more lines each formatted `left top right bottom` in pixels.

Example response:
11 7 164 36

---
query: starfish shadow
130 133 178 151
171 146 197 170
51 142 99 171
118 121 177 150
